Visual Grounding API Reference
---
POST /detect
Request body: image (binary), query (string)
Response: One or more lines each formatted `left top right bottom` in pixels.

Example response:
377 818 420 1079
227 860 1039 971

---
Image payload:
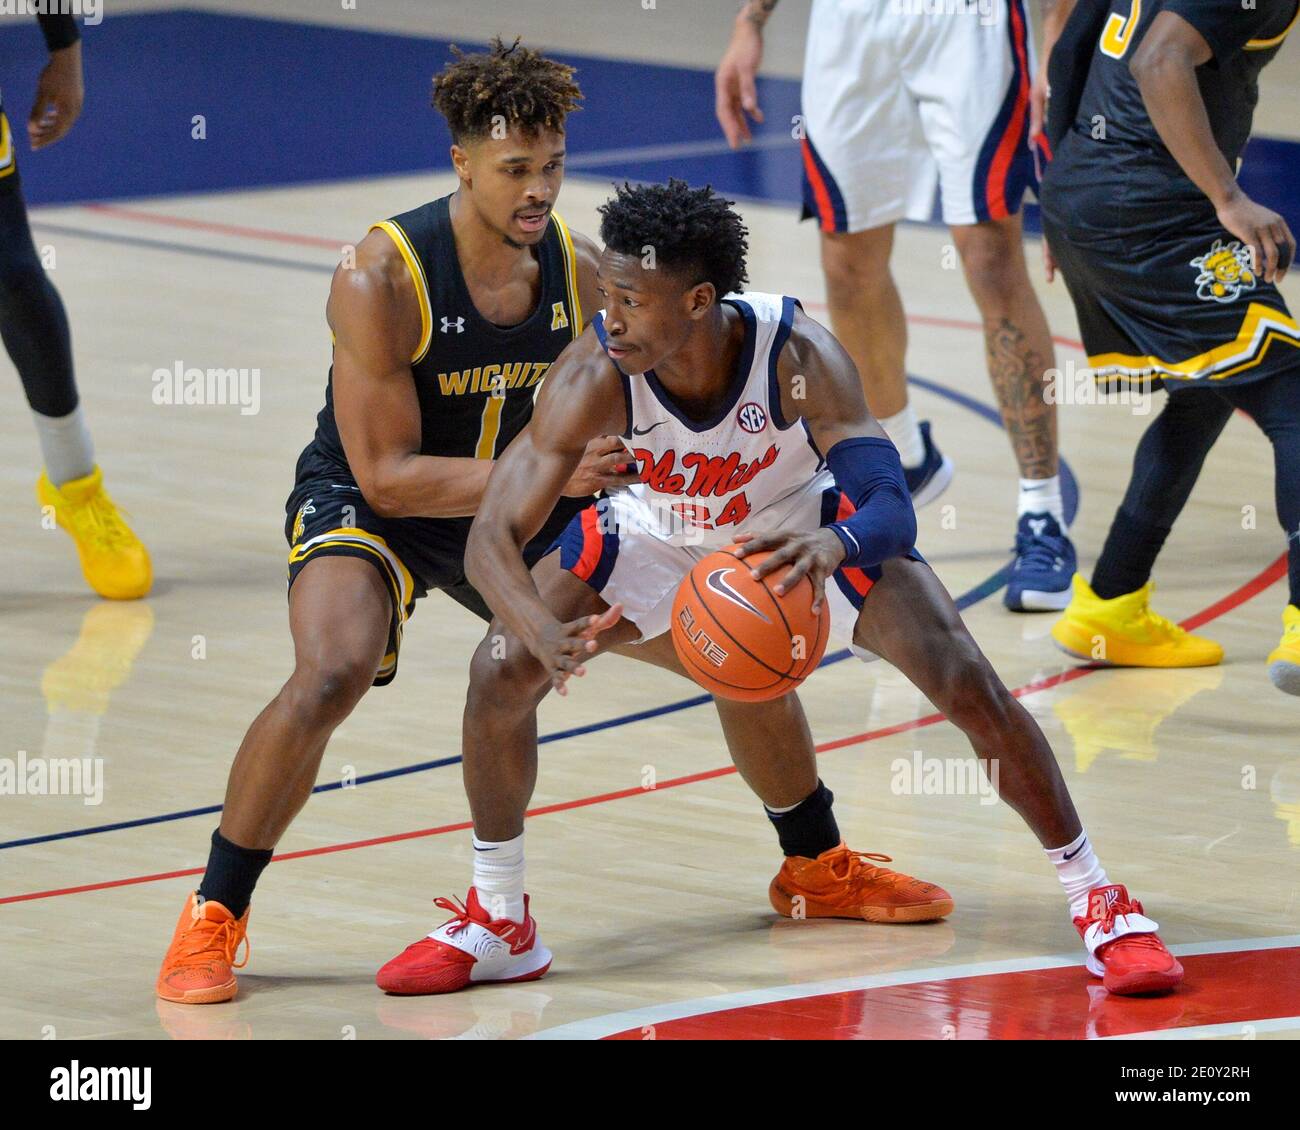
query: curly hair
597 179 749 297
432 37 582 144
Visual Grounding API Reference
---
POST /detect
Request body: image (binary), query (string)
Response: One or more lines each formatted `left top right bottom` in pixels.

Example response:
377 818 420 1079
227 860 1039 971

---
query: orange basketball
670 546 830 702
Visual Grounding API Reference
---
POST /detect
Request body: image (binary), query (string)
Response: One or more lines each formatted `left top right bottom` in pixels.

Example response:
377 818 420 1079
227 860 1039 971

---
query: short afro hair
597 179 749 298
432 37 582 145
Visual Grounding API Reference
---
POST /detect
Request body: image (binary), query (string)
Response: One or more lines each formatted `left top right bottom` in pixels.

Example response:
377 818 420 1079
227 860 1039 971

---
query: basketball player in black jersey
155 40 863 1006
1038 0 1300 693
152 40 616 1004
3 13 150 598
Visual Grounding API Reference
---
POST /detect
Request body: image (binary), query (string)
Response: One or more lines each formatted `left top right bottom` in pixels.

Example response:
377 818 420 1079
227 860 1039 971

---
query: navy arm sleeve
822 437 917 570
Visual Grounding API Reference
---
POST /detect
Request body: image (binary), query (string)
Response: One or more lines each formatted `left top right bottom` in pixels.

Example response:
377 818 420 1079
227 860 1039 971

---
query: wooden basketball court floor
1 167 1297 1041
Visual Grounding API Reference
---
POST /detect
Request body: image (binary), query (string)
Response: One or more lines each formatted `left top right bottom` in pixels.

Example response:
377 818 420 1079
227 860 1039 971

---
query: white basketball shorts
799 0 1040 232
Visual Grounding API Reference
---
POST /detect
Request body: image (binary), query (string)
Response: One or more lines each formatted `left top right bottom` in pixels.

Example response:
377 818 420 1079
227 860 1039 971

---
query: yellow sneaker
36 466 152 600
1267 605 1300 695
1050 574 1223 668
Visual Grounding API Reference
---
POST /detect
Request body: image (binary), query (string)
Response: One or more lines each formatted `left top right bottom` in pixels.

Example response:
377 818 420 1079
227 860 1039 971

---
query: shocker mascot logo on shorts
292 499 315 543
1190 239 1257 303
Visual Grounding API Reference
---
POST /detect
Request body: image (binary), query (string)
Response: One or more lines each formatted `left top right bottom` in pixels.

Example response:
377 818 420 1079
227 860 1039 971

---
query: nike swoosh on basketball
705 567 771 623
632 421 668 436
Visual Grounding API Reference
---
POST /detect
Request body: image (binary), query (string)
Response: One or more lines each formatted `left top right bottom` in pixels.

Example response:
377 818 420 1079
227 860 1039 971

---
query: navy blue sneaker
1005 512 1076 612
904 420 954 508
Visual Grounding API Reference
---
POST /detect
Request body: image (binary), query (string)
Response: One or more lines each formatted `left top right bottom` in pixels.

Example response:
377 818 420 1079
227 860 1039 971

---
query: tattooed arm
715 1 781 148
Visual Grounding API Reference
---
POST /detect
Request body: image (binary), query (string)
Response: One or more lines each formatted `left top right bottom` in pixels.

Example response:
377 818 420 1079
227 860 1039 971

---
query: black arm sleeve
38 14 81 52
1045 0 1110 152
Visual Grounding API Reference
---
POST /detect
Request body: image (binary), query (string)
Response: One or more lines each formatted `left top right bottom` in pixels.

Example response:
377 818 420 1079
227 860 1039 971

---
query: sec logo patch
737 402 767 433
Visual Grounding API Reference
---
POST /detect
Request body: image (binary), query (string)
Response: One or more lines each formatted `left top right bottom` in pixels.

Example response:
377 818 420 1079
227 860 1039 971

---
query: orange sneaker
769 843 954 924
155 892 250 1004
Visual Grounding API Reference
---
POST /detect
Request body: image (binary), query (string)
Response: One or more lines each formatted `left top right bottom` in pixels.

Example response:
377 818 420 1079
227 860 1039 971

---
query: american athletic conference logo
1190 239 1257 304
737 402 767 433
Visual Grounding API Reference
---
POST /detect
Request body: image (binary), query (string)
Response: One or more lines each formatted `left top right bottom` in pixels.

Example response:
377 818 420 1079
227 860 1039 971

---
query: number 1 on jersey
1100 0 1143 59
475 389 505 459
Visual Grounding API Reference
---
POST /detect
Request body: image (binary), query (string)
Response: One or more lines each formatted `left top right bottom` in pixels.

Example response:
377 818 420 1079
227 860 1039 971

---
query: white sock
33 405 95 487
878 404 925 469
472 832 526 922
1019 475 1066 529
1045 830 1109 919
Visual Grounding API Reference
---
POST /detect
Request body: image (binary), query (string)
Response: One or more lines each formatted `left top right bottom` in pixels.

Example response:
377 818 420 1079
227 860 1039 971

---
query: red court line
604 946 1300 1040
72 204 1090 351
81 203 346 250
2 555 1284 907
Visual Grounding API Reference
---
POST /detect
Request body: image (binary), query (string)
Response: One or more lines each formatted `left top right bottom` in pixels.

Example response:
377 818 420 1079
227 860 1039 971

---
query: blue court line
1 374 1077 851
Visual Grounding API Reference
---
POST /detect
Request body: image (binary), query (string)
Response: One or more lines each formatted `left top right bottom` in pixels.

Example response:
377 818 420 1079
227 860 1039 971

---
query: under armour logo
441 316 465 334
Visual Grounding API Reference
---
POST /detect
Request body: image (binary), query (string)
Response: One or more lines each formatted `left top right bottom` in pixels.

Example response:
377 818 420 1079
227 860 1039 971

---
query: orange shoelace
175 913 249 970
819 846 903 887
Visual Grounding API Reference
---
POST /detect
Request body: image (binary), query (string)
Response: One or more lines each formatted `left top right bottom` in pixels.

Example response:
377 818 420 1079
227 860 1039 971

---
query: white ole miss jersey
593 292 826 548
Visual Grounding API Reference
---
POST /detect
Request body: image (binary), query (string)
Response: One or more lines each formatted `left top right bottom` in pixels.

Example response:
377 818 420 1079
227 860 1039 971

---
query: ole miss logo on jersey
630 443 779 498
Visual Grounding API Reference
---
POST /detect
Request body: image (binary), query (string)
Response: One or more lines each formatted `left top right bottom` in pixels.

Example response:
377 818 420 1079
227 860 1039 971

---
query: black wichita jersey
308 193 584 471
1047 0 1298 211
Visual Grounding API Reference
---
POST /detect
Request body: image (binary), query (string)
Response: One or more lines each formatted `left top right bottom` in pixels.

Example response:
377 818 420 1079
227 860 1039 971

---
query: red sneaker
1074 884 1183 995
376 888 552 995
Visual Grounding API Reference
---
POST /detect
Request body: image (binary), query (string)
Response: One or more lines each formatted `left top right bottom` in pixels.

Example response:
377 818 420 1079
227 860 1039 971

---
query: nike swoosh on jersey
632 421 668 436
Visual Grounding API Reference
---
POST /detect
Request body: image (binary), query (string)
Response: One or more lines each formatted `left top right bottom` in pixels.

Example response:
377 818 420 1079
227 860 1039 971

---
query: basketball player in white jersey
376 180 1182 998
714 0 1076 612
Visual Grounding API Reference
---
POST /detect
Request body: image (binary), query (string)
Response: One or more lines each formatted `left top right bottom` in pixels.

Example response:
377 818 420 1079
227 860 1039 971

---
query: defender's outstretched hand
528 603 625 695
563 436 641 497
